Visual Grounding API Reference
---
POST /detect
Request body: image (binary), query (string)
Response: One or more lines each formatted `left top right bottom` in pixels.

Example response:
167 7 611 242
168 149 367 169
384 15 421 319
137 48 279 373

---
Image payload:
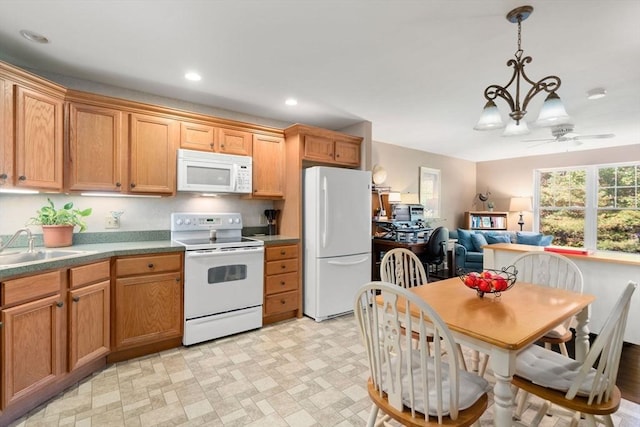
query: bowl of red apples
458 265 518 298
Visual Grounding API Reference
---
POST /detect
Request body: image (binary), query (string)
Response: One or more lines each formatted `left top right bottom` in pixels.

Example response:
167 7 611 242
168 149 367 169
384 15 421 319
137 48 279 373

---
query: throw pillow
470 233 488 252
457 228 475 251
539 235 554 246
516 232 543 245
486 234 511 244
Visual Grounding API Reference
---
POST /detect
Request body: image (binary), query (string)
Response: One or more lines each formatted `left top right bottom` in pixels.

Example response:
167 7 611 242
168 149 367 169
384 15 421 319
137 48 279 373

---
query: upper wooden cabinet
286 124 362 167
66 91 178 195
67 102 124 191
0 62 66 191
129 113 178 194
180 121 252 156
0 76 13 187
251 134 285 199
218 128 252 156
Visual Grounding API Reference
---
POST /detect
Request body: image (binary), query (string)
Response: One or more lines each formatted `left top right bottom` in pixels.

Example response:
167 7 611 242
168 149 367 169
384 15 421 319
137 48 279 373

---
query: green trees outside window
536 163 640 254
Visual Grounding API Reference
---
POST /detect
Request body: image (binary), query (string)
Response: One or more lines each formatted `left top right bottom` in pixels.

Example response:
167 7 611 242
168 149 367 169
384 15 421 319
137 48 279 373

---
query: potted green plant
29 198 92 247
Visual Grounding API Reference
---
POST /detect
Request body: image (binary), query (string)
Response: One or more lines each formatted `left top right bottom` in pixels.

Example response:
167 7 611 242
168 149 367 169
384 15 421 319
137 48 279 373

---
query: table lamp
509 197 532 231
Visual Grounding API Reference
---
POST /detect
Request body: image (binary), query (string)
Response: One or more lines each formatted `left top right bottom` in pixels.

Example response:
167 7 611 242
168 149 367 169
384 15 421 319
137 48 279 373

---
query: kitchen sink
0 249 90 268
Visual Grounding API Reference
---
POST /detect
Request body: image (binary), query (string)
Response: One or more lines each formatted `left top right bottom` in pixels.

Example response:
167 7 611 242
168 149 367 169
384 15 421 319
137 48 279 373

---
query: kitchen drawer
265 244 299 261
115 253 182 277
69 260 110 289
264 290 298 315
2 270 64 306
265 258 298 275
265 272 298 295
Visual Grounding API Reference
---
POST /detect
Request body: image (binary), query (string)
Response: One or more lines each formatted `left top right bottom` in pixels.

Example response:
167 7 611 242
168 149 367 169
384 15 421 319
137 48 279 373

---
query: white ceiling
1 0 639 162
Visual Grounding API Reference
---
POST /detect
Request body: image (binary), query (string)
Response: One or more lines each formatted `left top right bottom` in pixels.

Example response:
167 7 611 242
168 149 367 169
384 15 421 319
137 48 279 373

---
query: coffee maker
264 209 280 235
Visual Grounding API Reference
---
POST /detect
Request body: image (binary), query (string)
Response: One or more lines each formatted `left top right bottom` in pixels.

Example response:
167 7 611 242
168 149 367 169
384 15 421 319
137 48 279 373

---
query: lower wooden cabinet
112 253 183 355
263 243 301 325
1 270 65 408
68 260 110 371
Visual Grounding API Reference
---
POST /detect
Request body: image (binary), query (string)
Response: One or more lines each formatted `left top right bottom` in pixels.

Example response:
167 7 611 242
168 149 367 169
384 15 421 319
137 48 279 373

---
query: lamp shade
474 100 505 130
535 92 571 127
502 119 531 136
387 192 402 203
509 197 532 212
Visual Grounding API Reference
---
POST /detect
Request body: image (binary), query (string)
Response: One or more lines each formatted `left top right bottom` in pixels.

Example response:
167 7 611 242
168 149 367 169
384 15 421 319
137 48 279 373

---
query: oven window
208 265 247 283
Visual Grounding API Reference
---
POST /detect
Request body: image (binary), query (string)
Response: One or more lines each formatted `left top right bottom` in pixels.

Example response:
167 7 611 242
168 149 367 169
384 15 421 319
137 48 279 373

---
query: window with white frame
535 162 640 254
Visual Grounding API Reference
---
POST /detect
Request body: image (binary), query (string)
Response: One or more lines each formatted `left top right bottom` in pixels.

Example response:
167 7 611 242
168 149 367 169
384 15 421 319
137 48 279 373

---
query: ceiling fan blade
576 133 616 140
523 137 556 142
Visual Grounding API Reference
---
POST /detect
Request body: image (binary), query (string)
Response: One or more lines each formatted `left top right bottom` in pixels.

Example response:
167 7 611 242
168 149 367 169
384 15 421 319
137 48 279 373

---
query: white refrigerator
304 166 372 321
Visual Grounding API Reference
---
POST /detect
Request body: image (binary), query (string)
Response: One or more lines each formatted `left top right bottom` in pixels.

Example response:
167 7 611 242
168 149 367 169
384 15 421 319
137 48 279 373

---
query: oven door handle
185 248 264 258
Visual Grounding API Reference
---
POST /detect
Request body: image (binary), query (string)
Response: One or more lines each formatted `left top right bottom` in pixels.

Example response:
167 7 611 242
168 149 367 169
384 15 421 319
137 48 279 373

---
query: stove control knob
176 219 183 225
185 219 192 225
234 218 240 224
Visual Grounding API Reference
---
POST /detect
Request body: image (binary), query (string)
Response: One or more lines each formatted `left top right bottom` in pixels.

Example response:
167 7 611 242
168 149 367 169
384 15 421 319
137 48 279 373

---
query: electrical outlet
105 215 120 229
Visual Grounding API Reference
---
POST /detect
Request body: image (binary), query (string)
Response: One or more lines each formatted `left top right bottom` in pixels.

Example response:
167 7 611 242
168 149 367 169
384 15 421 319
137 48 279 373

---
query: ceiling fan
524 124 615 147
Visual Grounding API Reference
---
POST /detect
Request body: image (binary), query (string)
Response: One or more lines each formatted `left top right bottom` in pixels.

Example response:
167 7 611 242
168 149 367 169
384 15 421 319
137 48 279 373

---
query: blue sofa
450 229 553 272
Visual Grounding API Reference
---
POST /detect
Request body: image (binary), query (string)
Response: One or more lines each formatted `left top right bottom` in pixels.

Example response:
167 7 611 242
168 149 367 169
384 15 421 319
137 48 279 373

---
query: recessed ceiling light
587 88 606 100
185 72 202 81
285 98 298 106
19 29 49 44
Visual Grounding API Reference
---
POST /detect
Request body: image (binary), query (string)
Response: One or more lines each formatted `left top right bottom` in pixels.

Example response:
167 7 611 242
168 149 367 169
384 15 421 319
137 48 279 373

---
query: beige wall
372 141 476 230
477 145 640 231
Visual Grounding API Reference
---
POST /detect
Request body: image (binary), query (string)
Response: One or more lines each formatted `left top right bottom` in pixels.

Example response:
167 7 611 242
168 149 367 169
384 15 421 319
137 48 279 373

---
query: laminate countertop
0 235 299 280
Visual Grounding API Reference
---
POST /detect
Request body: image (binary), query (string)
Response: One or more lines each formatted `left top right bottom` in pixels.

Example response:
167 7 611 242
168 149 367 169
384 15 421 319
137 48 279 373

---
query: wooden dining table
407 277 595 427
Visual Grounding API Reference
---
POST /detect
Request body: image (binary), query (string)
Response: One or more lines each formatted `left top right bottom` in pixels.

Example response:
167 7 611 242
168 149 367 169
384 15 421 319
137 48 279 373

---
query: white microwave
177 149 252 194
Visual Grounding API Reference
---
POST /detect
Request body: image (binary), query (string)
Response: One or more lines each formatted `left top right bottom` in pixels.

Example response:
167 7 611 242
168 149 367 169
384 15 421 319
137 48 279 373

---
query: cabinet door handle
0 321 3 328
73 296 80 302
0 173 7 179
175 277 181 282
220 144 225 149
130 183 136 188
18 175 26 181
116 182 122 187
56 301 64 308
148 263 155 269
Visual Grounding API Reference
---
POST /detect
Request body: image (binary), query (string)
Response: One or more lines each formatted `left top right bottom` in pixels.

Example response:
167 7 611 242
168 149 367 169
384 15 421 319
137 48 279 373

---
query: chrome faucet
0 228 35 253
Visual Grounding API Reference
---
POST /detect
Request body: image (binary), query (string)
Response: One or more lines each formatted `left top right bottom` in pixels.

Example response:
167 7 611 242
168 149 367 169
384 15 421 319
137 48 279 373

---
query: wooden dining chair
511 281 637 426
354 282 489 426
381 248 468 369
478 251 584 378
380 248 428 288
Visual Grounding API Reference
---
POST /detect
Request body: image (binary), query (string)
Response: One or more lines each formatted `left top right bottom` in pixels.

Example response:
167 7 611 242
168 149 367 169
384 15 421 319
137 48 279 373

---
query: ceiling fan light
535 92 571 127
502 119 531 137
474 100 505 130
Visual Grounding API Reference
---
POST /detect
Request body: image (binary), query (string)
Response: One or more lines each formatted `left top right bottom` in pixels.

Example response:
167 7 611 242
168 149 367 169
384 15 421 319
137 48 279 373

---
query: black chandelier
474 5 570 136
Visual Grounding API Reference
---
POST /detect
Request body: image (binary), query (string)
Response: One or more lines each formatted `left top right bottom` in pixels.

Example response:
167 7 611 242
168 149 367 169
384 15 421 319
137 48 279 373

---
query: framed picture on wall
419 167 441 219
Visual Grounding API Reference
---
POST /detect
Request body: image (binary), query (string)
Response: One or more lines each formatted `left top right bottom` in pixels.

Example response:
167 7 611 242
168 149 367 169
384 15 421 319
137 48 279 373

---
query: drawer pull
56 301 64 308
280 281 285 286
72 296 80 302
176 277 181 282
280 250 286 255
148 263 154 269
281 264 286 269
281 299 286 304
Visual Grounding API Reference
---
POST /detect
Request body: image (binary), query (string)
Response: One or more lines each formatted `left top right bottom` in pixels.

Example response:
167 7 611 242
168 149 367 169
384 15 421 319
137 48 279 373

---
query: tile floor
10 315 640 426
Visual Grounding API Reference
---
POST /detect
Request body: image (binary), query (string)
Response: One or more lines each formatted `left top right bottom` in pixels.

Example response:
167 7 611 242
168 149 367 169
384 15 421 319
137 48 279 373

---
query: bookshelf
465 211 508 230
